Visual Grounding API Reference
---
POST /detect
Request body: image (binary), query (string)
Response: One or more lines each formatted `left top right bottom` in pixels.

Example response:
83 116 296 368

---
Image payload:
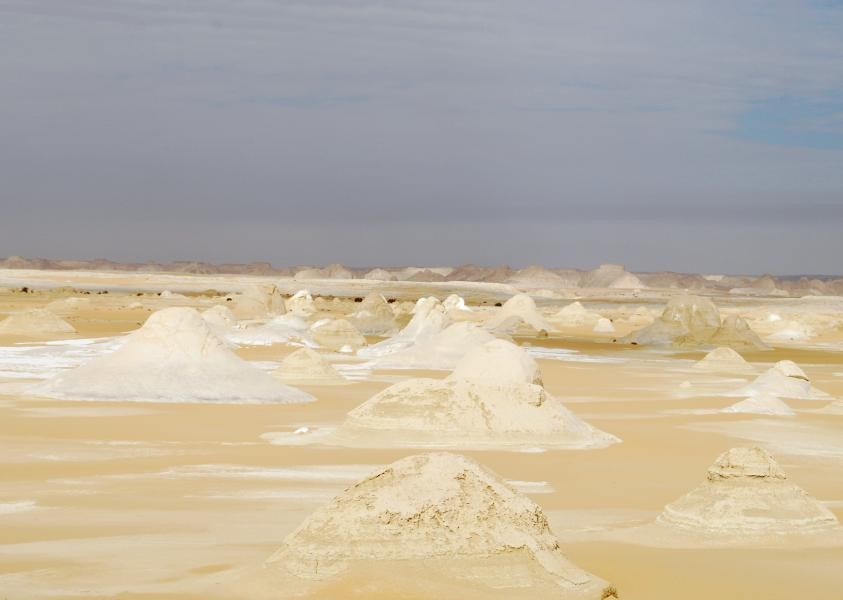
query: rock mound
658 447 838 536
294 264 354 280
43 297 92 316
485 294 550 335
730 360 828 400
32 307 313 404
274 347 346 385
349 293 397 336
363 268 396 281
507 266 573 290
693 347 754 374
551 302 603 328
709 314 770 351
625 295 721 346
285 289 316 318
311 319 366 352
593 318 615 333
246 452 616 599
450 338 542 385
339 340 618 449
721 394 795 416
369 322 497 371
232 285 286 320
581 264 643 289
0 309 76 338
358 297 449 358
407 268 447 282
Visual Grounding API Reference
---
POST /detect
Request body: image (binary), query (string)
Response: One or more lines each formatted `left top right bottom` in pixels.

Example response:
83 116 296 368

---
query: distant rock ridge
2 255 840 295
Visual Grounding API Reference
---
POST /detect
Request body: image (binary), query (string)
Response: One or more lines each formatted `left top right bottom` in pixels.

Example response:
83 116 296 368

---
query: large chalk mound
338 340 618 449
358 296 449 358
693 347 754 374
485 294 550 335
348 293 398 336
627 296 768 351
657 447 838 537
242 453 616 599
285 289 316 318
311 318 366 352
274 347 346 385
721 393 795 416
32 307 313 404
232 285 286 320
625 295 721 346
581 263 644 289
709 314 770 351
369 321 497 371
0 309 76 338
551 302 604 328
729 360 829 400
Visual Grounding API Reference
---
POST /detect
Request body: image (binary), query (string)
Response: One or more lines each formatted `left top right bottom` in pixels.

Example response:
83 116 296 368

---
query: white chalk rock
658 447 838 536
32 307 313 404
247 452 617 599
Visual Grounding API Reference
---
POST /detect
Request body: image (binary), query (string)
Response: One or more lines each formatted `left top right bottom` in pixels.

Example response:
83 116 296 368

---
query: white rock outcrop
657 447 838 537
32 307 313 404
244 452 617 599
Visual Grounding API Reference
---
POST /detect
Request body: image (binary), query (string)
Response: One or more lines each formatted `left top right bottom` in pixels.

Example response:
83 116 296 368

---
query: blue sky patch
733 94 843 150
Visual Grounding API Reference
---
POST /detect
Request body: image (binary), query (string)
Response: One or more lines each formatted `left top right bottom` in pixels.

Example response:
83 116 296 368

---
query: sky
1 1 842 274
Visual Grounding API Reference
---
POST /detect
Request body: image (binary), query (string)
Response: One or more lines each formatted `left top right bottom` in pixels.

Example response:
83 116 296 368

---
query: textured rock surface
339 340 618 449
248 453 616 599
658 447 839 536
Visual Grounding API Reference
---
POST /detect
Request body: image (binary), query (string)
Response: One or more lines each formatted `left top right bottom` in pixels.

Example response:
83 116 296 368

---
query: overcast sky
1 1 842 274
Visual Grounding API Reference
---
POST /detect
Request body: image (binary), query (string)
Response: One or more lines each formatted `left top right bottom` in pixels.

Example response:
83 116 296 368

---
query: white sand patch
682 419 843 461
525 346 626 364
160 464 378 482
506 480 554 494
0 337 124 380
0 500 37 515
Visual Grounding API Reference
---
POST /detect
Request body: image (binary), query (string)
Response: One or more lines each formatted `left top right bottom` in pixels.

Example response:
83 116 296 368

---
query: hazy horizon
2 2 842 274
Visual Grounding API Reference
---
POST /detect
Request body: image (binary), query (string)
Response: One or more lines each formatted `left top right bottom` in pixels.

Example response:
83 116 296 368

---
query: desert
1 264 842 599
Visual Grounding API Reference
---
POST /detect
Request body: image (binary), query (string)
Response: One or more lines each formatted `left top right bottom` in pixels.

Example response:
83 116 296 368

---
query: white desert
3 6 841 597
1 265 843 600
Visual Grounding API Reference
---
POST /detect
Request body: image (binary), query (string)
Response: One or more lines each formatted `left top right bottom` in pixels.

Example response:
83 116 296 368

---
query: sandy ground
1 279 842 599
